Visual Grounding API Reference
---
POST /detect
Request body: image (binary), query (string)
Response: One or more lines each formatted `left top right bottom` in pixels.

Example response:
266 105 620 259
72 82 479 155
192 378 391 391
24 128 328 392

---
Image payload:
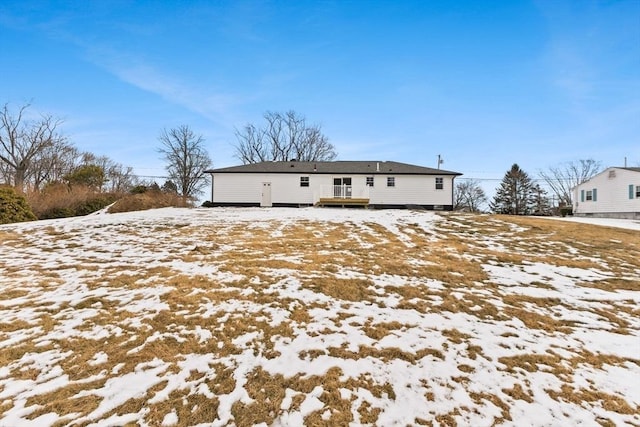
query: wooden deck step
316 198 370 208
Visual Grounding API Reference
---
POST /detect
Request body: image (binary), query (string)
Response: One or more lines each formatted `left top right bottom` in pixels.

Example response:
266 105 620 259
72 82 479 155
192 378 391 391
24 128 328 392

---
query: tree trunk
14 165 26 193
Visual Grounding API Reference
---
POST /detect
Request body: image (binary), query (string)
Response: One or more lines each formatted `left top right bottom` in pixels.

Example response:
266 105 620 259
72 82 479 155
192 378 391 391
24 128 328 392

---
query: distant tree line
454 159 602 215
3 100 608 221
0 102 215 222
1 103 337 221
0 103 137 195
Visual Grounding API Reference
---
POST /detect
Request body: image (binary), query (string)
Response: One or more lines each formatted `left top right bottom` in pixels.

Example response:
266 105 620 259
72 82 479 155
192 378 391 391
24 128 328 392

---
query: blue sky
1 0 638 191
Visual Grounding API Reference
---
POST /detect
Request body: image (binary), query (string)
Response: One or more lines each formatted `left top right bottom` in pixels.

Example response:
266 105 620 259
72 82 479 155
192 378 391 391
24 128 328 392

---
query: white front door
261 182 272 207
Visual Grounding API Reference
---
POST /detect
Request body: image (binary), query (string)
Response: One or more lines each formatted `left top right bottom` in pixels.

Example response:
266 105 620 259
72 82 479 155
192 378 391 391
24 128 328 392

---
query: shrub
74 195 118 216
0 186 37 224
108 190 190 213
39 207 75 220
560 207 573 217
27 183 121 219
64 164 106 189
201 200 215 208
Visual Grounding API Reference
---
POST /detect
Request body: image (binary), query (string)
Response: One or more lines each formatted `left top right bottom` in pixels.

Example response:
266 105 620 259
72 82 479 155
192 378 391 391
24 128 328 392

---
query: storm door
333 177 352 198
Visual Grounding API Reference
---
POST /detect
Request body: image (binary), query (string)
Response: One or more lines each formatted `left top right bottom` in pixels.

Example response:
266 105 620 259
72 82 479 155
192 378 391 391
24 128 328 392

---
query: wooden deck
316 198 370 208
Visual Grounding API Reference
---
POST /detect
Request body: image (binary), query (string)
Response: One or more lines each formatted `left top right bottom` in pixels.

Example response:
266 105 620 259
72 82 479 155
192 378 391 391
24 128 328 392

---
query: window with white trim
366 176 374 187
300 177 309 187
387 177 395 187
435 177 443 190
586 190 593 201
636 185 640 198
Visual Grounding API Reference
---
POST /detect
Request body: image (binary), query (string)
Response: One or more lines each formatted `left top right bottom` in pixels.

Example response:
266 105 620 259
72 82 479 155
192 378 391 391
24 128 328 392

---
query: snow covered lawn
0 208 638 426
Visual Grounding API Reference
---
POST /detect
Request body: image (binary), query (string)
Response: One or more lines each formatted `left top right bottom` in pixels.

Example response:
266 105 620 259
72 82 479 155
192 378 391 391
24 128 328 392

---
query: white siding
213 173 316 205
212 172 456 206
367 175 454 205
573 168 640 216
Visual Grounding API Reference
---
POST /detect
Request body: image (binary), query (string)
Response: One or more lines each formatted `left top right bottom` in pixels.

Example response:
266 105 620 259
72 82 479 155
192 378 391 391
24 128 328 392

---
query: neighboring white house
573 167 640 219
205 160 462 209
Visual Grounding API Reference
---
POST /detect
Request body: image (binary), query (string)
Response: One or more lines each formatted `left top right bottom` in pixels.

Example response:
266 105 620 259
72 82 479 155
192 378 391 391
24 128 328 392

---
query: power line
134 174 169 180
458 176 578 183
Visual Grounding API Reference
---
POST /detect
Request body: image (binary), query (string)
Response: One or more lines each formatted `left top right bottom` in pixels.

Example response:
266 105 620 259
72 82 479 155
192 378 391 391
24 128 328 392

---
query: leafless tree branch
158 125 212 200
538 159 602 206
233 110 337 164
0 103 66 191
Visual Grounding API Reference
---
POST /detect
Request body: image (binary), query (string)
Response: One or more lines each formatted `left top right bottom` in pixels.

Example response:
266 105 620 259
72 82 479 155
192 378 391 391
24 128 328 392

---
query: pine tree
531 184 552 215
490 164 535 215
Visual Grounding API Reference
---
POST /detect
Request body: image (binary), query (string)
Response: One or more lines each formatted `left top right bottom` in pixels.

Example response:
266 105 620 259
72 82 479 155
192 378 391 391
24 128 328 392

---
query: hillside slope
0 208 639 426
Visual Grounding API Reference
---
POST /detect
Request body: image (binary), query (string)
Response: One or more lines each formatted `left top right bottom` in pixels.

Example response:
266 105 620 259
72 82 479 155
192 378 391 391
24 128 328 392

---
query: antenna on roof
437 154 444 169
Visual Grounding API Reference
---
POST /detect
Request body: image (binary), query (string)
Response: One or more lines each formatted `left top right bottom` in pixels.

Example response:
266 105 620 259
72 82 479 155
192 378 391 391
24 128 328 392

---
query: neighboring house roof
572 166 640 192
206 161 462 176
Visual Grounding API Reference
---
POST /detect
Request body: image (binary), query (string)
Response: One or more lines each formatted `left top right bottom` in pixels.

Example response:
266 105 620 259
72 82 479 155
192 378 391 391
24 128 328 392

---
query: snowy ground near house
0 207 638 427
547 215 640 231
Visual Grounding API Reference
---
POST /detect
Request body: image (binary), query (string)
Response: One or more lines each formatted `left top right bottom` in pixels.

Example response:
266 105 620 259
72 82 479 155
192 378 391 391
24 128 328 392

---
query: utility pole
437 154 443 169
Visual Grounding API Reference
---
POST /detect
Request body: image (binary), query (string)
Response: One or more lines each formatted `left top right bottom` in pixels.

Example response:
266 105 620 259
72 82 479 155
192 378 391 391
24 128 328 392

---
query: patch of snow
547 216 640 231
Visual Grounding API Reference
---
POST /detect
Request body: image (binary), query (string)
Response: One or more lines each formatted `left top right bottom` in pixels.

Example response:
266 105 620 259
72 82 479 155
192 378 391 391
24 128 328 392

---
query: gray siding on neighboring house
573 167 640 219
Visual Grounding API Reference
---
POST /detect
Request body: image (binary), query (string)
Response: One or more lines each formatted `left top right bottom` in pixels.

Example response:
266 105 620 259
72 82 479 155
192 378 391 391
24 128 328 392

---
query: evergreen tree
531 184 552 215
162 180 178 194
0 185 37 224
64 164 106 190
490 164 535 215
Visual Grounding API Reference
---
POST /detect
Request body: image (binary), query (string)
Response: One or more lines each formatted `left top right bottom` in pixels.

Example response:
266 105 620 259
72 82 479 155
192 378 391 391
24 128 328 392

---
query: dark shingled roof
621 167 640 172
205 161 462 176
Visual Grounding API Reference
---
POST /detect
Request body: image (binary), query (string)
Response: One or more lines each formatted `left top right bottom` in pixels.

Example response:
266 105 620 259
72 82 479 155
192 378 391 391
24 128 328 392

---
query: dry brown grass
108 190 190 213
0 210 638 426
546 384 636 414
26 183 115 218
502 383 534 403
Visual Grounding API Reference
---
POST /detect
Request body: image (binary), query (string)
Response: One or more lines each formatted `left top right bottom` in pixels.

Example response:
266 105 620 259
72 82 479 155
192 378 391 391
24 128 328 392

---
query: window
584 189 598 201
435 177 443 190
366 176 374 187
300 177 309 187
636 185 640 198
387 177 395 187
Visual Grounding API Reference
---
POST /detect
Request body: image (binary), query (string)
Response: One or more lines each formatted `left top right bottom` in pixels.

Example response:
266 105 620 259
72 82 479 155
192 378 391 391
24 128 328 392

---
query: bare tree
158 125 212 201
104 162 137 193
78 152 137 193
0 103 67 192
234 123 269 164
0 157 12 185
28 141 79 191
454 179 487 212
538 159 602 207
234 110 337 164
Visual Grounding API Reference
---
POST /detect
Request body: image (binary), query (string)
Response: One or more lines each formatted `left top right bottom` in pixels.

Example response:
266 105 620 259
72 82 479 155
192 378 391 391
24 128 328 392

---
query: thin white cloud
0 5 249 129
87 47 246 128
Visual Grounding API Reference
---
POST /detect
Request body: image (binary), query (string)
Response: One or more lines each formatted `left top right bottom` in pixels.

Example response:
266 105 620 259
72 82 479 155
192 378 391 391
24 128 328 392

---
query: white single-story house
205 160 462 209
573 167 640 219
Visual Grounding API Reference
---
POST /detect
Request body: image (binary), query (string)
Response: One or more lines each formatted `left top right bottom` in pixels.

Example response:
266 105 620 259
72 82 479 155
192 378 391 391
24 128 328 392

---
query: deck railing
319 185 370 200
